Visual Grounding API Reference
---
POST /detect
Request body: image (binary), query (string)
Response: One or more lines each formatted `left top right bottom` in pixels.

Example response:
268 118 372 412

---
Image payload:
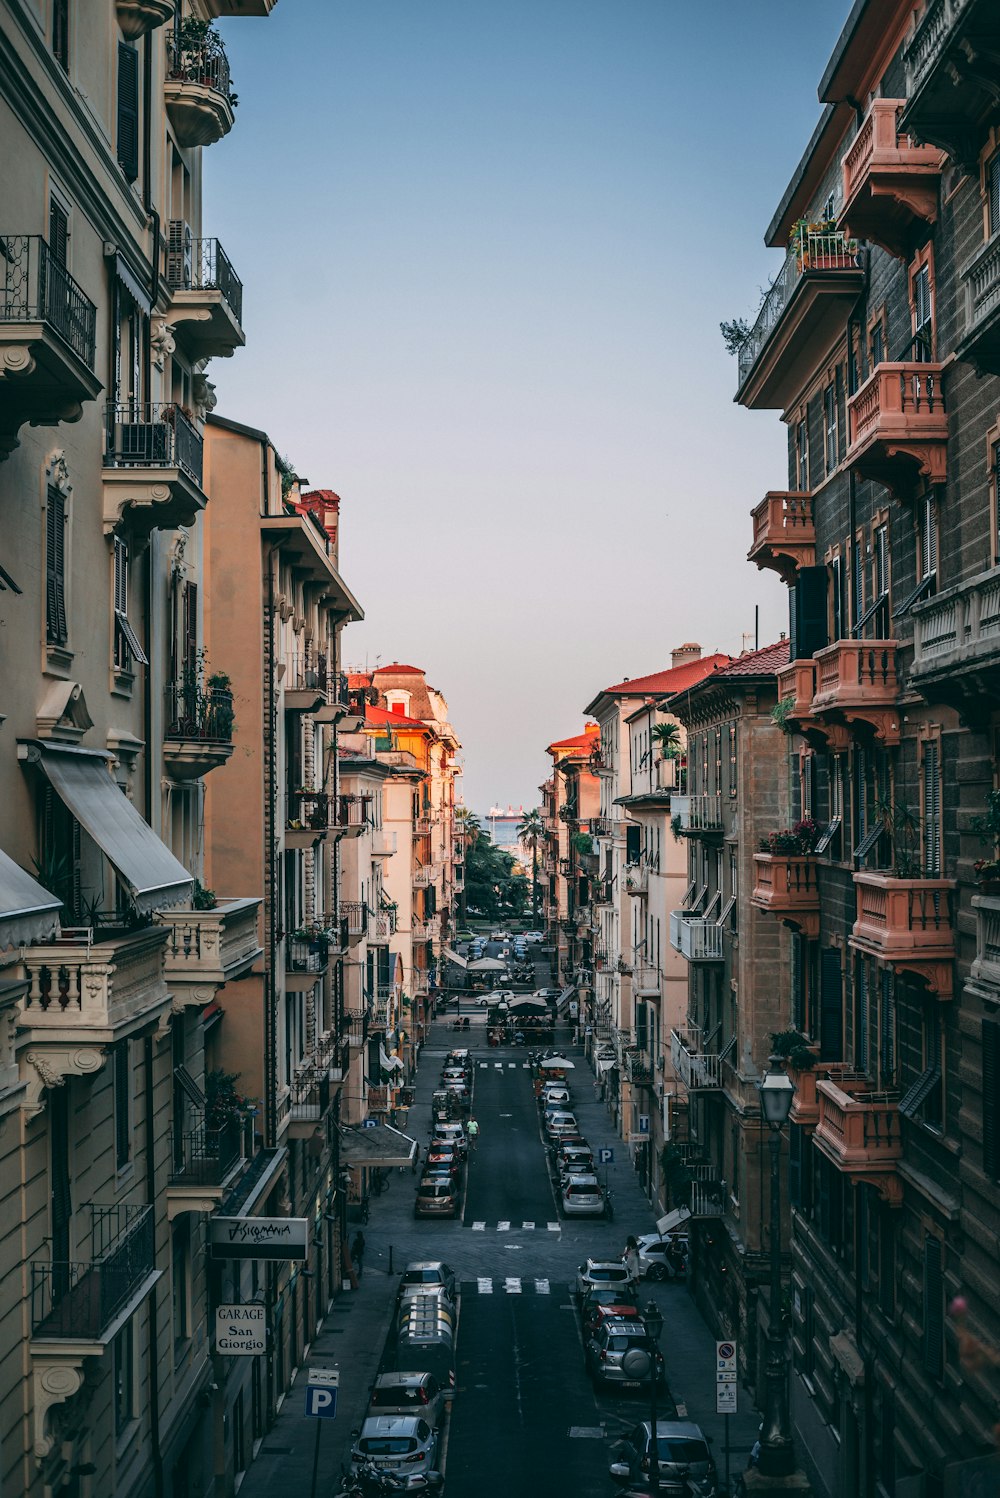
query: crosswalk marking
497 1220 510 1232
522 1221 535 1230
472 1221 485 1231
477 1277 493 1294
470 1278 559 1296
494 1063 503 1070
535 1279 550 1294
547 1222 560 1232
479 1062 488 1069
504 1277 522 1294
508 1062 516 1069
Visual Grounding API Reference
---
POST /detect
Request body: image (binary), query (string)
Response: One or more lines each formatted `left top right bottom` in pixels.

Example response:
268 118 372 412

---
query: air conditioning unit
167 219 193 289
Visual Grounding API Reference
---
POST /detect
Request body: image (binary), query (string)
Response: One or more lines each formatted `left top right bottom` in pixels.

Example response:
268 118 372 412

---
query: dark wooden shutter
45 488 67 645
182 581 198 676
791 933 806 1033
48 199 69 266
880 968 895 1085
792 566 830 661
52 0 69 72
922 1236 943 1378
114 1042 131 1169
50 1086 72 1269
819 948 843 1062
117 43 140 183
922 741 941 876
855 958 868 1072
983 1020 1000 1181
626 825 641 863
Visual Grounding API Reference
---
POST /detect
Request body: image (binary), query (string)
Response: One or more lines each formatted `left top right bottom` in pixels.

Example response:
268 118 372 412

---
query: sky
205 0 848 812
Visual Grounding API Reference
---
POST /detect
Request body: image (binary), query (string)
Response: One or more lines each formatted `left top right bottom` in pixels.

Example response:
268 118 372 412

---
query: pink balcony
789 1062 849 1130
850 870 956 998
809 640 901 747
814 1076 902 1205
847 362 948 501
751 853 820 937
840 99 947 258
747 491 815 584
775 658 817 726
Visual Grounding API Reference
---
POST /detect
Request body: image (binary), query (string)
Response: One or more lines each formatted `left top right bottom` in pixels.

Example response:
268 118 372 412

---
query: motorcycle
336 1459 443 1496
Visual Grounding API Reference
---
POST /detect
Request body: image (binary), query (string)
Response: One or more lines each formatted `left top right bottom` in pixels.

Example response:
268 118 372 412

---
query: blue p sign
306 1385 338 1419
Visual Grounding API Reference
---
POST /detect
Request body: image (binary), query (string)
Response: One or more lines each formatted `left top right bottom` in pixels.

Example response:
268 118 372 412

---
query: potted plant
771 695 796 734
874 794 919 877
971 791 1000 892
770 1029 816 1072
192 878 217 911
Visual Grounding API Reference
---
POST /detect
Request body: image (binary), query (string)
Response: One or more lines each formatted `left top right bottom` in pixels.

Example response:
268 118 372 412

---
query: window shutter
48 199 69 266
831 554 843 641
983 1020 1000 1180
852 536 864 628
793 566 830 660
788 1123 802 1209
819 948 843 1062
922 1236 943 1378
855 958 868 1072
45 488 67 645
880 968 895 1084
117 42 140 184
836 365 846 463
791 933 806 1033
922 742 941 876
922 495 938 579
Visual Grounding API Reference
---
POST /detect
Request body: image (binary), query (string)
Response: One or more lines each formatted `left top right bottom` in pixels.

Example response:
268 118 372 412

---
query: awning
338 1122 416 1168
468 956 505 972
0 846 61 949
596 1055 617 1074
21 742 193 914
656 1206 692 1236
538 1054 575 1071
507 997 548 1011
379 1044 404 1074
556 985 576 1014
442 947 467 970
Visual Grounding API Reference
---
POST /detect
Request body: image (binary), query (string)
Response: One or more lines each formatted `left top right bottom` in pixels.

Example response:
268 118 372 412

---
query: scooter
336 1459 443 1496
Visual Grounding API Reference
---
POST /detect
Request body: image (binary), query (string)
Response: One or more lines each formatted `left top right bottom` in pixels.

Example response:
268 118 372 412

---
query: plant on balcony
971 791 1000 890
671 814 682 841
173 18 239 107
205 1067 255 1128
651 723 682 760
771 695 796 733
192 878 217 911
758 819 820 856
572 832 595 855
874 793 920 877
770 1029 816 1071
720 317 751 355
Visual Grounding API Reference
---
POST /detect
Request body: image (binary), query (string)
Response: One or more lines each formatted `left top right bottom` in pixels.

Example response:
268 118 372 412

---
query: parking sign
306 1367 340 1419
716 1340 737 1415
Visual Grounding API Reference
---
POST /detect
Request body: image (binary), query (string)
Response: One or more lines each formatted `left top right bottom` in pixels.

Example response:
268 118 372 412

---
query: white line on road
535 1279 550 1294
522 1221 535 1230
479 1063 488 1069
472 1222 485 1231
504 1278 522 1293
547 1222 561 1232
478 1277 493 1293
494 1063 503 1070
508 1063 516 1069
497 1220 510 1231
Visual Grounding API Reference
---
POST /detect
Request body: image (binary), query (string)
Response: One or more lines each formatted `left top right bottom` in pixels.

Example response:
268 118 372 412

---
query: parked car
540 1085 571 1109
544 1110 579 1140
533 987 561 999
635 1232 689 1281
424 1144 462 1178
350 1414 440 1489
414 1179 459 1218
580 1287 642 1338
584 1317 665 1390
609 1420 718 1496
441 1066 470 1088
432 1122 467 1156
368 1372 448 1430
399 1262 457 1302
562 1173 606 1217
576 1258 633 1296
556 1144 595 1177
522 931 544 942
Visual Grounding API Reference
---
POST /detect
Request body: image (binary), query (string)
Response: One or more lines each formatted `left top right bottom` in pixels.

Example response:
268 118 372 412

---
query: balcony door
50 1087 72 1292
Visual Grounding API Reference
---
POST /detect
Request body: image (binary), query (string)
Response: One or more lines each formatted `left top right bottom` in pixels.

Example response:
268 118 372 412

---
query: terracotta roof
547 725 599 752
372 663 426 676
365 706 427 730
348 672 372 689
603 654 731 697
715 639 790 677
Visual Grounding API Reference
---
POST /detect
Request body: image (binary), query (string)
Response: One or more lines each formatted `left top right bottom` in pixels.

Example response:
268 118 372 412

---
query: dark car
610 1421 718 1496
424 1144 462 1177
584 1318 665 1390
580 1284 641 1336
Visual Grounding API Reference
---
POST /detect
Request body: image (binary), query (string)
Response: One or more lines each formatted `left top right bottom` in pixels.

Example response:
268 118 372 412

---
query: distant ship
485 804 525 850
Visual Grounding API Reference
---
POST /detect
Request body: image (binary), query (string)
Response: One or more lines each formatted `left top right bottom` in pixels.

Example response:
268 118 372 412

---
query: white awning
556 985 576 1014
442 947 467 969
0 846 61 950
596 1055 617 1074
21 742 193 914
339 1122 416 1168
656 1206 692 1236
379 1044 404 1074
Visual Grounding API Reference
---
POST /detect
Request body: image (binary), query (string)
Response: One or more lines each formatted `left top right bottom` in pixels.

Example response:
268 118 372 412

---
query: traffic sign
306 1367 340 1419
598 1147 615 1165
716 1382 738 1414
716 1339 737 1414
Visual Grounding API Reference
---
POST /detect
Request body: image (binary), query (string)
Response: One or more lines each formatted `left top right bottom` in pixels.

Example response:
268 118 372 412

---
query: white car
522 931 544 943
576 1257 632 1296
636 1232 689 1281
562 1174 606 1218
533 988 561 1000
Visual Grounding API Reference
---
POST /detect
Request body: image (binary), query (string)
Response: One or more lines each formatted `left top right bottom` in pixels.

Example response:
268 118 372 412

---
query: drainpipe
144 1035 164 1498
265 550 278 1150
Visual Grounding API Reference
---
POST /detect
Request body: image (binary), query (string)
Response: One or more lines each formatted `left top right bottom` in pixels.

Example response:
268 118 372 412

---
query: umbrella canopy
468 956 505 972
656 1206 692 1236
442 947 468 969
538 1055 575 1070
507 996 548 1011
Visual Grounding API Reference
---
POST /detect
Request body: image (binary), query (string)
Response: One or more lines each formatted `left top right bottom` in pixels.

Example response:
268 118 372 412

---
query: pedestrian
411 1142 421 1175
467 1116 479 1151
351 1229 366 1280
624 1235 640 1283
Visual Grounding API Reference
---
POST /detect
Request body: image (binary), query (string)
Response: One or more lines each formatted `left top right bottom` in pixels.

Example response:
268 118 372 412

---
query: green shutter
819 948 843 1062
117 43 140 183
922 742 941 876
922 1236 943 1378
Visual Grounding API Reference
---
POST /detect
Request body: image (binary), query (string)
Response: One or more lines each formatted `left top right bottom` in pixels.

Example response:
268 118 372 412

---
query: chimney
671 642 702 669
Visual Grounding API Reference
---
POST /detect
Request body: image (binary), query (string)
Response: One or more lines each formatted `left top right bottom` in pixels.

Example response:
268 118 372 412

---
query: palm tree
651 722 682 759
455 805 481 849
517 807 545 927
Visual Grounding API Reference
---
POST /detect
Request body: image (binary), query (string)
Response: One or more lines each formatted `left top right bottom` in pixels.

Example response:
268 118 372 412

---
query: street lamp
642 1299 663 1496
756 1058 797 1479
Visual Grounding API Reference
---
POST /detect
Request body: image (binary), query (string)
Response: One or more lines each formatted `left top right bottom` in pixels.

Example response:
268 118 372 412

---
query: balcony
341 901 368 942
814 1077 902 1205
370 910 394 944
624 863 648 898
902 0 997 171
957 235 1000 377
115 1 175 37
840 99 946 258
736 229 864 411
289 1067 333 1139
165 227 244 360
687 1165 727 1218
163 681 235 780
412 918 434 943
413 863 436 888
284 654 330 713
102 401 207 535
632 964 660 997
413 815 433 837
589 816 612 837
748 491 815 583
164 36 236 148
168 1112 245 1215
622 1048 654 1086
157 898 261 1005
850 871 955 998
0 234 101 456
809 639 901 747
775 658 818 732
285 933 329 991
846 362 948 501
372 831 397 859
911 566 1000 711
19 929 168 1110
30 1202 156 1343
285 791 331 849
751 853 821 938
670 1027 723 1089
333 795 371 838
968 895 1000 1001
341 1008 368 1050
670 794 724 835
670 910 724 962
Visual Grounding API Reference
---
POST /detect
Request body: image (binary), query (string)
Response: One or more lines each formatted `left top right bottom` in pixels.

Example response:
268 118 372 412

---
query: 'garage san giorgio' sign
215 1304 266 1355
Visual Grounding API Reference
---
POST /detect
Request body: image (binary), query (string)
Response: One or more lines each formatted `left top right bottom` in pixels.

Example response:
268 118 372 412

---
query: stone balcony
624 863 649 898
751 853 820 938
164 229 244 361
102 401 207 537
622 1048 654 1086
747 491 815 583
156 898 261 1009
167 1112 248 1218
115 0 174 36
670 1026 724 1089
670 794 724 836
814 1076 903 1205
850 871 956 998
809 639 902 747
967 895 1000 1006
632 964 660 998
0 233 101 458
911 565 1000 717
670 910 724 962
18 927 169 1113
846 361 948 501
840 98 946 257
957 233 1000 376
902 0 996 171
164 37 235 149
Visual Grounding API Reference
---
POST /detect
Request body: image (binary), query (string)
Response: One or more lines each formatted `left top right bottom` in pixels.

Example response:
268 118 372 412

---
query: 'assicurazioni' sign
209 1217 309 1261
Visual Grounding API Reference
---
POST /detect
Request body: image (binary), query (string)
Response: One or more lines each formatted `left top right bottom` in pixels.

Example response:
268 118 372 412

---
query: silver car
368 1372 448 1429
561 1172 605 1217
609 1419 718 1496
350 1414 440 1489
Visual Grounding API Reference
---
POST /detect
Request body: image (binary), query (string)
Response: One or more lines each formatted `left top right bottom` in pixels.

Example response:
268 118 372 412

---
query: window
852 531 865 629
117 42 140 184
988 151 1000 239
913 263 932 357
48 196 69 267
113 536 148 671
829 553 844 641
993 439 1000 568
900 1009 943 1129
172 1217 191 1349
824 384 838 473
795 418 809 491
113 1041 131 1171
869 319 884 370
873 521 889 610
45 487 68 647
879 969 896 1087
919 494 938 582
854 958 869 1072
52 0 69 71
727 723 737 797
921 739 942 877
922 1236 944 1379
984 1020 1000 1180
113 1321 135 1434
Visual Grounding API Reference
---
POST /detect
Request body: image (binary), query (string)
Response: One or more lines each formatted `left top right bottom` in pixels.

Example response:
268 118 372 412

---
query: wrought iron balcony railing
165 682 235 743
104 401 203 486
165 232 243 324
170 1112 244 1186
0 233 97 368
286 934 329 974
31 1203 154 1340
737 231 860 390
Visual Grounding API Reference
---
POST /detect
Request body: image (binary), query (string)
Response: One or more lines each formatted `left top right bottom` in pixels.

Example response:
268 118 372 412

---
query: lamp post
642 1299 664 1496
756 1058 797 1480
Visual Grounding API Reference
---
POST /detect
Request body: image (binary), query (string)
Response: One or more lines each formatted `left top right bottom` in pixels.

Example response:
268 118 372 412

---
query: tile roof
372 663 426 676
365 705 427 730
603 653 731 697
547 725 599 752
715 639 790 677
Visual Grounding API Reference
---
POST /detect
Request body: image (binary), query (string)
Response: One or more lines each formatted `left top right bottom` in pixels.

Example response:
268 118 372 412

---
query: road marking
508 1063 516 1069
568 1427 604 1438
479 1063 488 1069
499 1113 513 1118
535 1279 550 1294
494 1063 503 1070
504 1277 522 1294
522 1221 535 1230
522 1062 530 1069
547 1222 561 1232
477 1277 493 1294
472 1221 485 1231
497 1220 510 1232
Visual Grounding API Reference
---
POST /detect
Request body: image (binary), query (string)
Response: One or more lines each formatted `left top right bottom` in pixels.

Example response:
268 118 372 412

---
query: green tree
517 807 545 926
